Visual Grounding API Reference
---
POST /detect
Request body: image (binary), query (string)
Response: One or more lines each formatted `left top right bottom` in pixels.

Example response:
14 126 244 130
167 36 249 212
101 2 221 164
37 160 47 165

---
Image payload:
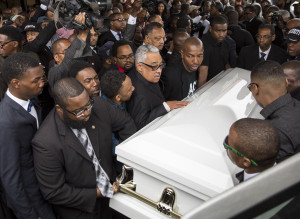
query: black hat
287 26 300 42
23 22 40 32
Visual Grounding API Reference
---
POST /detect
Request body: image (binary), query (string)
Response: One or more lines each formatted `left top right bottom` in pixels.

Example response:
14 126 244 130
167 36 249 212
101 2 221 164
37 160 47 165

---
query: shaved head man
282 60 300 100
162 37 204 101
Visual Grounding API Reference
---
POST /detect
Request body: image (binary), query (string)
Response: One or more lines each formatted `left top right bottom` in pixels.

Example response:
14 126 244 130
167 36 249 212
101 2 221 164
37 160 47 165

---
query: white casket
110 68 263 219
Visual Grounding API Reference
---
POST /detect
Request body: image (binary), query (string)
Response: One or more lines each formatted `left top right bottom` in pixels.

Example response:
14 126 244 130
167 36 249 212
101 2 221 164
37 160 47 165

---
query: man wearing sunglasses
127 44 190 130
224 118 280 183
248 61 300 163
32 78 136 219
98 13 127 47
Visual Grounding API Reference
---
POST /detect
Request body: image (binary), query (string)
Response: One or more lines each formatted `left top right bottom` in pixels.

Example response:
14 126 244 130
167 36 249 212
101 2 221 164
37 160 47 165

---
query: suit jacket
32 97 136 219
97 30 117 47
0 94 55 219
237 44 288 70
127 69 168 130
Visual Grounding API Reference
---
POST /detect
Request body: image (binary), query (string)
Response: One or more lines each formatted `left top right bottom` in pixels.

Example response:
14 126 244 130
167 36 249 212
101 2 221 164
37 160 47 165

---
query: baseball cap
10 15 20 22
97 41 114 59
287 26 300 42
23 22 40 32
37 16 50 24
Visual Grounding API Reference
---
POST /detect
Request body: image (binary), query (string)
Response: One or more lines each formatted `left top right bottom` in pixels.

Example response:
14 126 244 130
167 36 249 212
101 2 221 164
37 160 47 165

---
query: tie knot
261 52 266 58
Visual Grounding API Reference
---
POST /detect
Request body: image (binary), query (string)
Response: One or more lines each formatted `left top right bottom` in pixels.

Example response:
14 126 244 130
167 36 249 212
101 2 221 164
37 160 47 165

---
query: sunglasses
223 135 258 167
140 62 166 71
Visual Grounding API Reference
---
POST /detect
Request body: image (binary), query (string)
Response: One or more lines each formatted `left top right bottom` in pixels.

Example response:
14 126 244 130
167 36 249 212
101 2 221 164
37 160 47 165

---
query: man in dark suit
97 13 126 47
32 78 136 219
0 53 55 219
243 5 265 41
127 44 189 130
238 24 288 70
224 118 280 183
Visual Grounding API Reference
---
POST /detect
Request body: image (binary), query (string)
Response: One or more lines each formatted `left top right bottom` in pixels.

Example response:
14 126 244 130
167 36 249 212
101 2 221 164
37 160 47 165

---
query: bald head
282 61 300 93
173 32 190 52
182 37 203 52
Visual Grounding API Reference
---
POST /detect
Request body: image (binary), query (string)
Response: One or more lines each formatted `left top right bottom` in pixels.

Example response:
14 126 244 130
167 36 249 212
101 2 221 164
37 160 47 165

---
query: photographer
48 12 93 91
189 5 210 38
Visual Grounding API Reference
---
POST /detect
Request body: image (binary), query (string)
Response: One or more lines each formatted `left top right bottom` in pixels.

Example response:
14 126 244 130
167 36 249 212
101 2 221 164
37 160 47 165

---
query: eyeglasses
244 11 253 15
0 40 15 49
256 34 273 40
112 18 127 22
140 62 166 71
55 50 66 55
223 135 258 167
63 98 94 118
117 54 134 61
247 82 259 91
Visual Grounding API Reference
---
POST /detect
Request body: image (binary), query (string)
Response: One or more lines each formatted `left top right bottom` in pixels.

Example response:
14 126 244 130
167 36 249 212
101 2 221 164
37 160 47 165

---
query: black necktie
27 99 35 112
260 52 266 61
118 33 123 40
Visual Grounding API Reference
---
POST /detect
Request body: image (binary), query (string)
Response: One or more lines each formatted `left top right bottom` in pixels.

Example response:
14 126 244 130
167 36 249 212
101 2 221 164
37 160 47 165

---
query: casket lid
117 68 262 198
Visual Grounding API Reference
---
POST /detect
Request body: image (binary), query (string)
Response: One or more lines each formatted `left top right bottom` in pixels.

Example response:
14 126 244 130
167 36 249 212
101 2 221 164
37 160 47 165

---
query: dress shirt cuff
40 4 47 10
167 51 172 54
163 102 171 112
127 15 137 25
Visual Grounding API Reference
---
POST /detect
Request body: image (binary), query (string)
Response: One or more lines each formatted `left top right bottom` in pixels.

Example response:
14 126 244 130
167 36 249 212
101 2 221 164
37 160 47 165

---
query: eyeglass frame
223 135 258 167
0 40 16 49
117 54 135 62
62 98 94 118
140 62 166 71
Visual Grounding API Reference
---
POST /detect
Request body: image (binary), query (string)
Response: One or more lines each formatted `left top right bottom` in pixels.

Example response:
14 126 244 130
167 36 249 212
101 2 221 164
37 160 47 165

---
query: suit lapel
55 112 93 162
5 95 37 129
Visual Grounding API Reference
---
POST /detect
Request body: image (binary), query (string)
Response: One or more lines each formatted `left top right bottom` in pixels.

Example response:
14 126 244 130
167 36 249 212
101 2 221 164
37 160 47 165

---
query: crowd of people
0 0 300 218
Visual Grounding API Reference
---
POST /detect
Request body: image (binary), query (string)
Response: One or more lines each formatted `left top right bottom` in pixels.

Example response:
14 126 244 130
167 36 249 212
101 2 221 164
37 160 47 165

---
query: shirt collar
116 64 125 72
260 93 292 119
110 29 120 38
6 89 30 112
101 94 126 110
259 45 271 58
243 171 259 181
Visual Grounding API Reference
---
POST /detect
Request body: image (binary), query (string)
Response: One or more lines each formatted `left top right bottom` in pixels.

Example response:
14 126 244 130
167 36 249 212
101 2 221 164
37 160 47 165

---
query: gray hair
135 44 160 63
278 10 290 23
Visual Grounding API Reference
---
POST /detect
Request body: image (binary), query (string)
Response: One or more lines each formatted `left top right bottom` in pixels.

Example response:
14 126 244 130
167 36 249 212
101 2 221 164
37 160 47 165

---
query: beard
63 111 91 130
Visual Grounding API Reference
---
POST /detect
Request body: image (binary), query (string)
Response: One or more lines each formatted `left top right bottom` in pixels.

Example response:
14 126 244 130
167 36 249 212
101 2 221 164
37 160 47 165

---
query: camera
191 22 203 34
270 11 281 25
54 0 111 34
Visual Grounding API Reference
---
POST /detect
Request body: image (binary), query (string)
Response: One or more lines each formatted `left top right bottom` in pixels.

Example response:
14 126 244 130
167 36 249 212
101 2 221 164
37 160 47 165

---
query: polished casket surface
110 68 262 218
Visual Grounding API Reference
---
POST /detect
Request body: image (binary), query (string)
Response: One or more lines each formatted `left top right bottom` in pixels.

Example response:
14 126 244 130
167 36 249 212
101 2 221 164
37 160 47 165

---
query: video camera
270 11 282 25
53 0 111 34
